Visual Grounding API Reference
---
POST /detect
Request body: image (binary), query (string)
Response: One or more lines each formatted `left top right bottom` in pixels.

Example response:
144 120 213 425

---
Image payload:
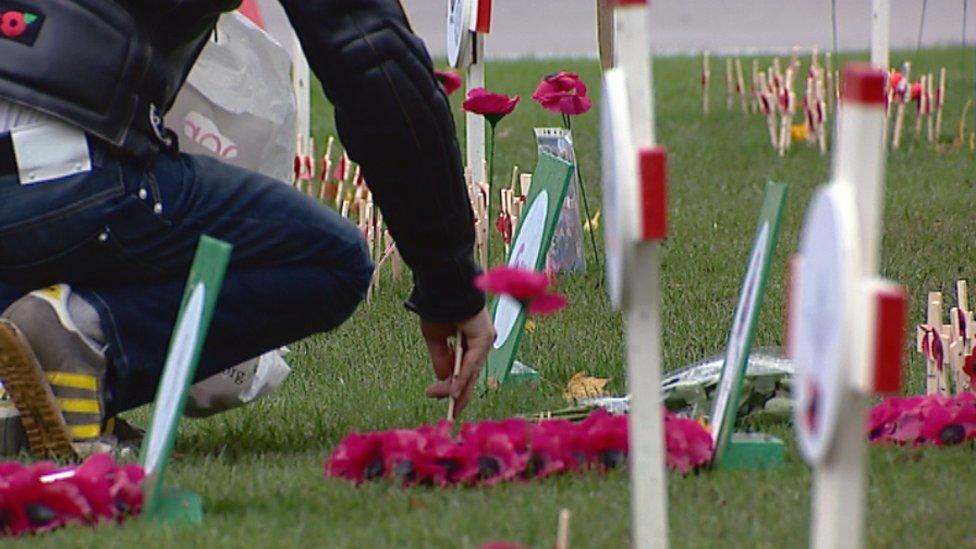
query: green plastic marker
482 152 574 387
709 182 788 469
141 235 232 523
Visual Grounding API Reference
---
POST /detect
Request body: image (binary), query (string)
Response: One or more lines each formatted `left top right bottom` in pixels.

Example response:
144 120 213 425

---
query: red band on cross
841 64 886 106
637 146 667 241
474 0 493 33
873 284 908 394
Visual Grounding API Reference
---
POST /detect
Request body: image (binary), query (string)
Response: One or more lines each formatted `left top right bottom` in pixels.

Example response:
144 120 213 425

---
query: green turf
14 47 976 547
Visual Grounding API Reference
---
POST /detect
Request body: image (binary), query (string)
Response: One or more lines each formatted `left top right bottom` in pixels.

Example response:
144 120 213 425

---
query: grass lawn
14 47 976 547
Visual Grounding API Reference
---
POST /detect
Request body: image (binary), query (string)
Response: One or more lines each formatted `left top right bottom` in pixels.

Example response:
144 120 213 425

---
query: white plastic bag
166 12 297 184
185 349 293 418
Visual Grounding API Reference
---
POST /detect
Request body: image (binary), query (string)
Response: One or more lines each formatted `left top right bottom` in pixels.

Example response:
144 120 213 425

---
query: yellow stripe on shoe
47 372 98 391
57 398 101 414
68 423 101 440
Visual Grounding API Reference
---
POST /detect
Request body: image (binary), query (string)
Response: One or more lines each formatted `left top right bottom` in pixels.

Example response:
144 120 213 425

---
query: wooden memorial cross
448 0 493 191
701 51 711 114
604 1 668 547
916 281 975 395
792 66 908 549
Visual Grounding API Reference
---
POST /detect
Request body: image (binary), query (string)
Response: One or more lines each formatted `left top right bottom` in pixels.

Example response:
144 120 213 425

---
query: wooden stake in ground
954 280 973 392
318 136 335 203
701 51 711 114
935 67 947 139
892 62 911 148
446 329 463 422
915 74 927 137
556 508 571 549
815 70 829 153
759 85 779 150
735 58 748 113
926 73 935 142
333 153 350 208
751 59 761 113
778 68 796 156
725 57 734 109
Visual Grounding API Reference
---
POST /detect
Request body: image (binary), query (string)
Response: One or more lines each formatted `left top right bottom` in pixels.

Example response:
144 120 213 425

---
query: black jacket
0 0 484 323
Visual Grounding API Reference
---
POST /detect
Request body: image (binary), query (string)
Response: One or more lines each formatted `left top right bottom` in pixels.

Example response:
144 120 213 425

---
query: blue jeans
0 142 373 414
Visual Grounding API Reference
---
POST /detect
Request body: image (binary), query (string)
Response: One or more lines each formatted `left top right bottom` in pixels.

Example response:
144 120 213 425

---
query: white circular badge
447 0 474 69
493 191 549 349
144 283 206 475
600 69 639 310
793 184 859 464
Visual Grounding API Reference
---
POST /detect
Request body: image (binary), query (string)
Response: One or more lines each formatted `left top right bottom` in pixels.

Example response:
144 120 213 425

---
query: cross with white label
791 66 908 549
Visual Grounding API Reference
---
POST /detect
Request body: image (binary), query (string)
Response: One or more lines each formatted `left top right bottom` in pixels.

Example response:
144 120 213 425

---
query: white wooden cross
448 0 493 186
791 66 908 549
602 1 668 547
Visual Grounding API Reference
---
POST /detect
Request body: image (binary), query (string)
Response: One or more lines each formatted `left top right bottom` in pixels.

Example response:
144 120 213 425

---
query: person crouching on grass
0 0 494 457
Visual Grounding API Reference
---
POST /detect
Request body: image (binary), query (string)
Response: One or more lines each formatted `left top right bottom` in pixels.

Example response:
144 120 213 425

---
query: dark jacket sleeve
277 0 484 323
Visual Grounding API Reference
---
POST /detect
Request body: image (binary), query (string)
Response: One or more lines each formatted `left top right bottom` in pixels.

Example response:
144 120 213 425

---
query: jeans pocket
0 163 126 270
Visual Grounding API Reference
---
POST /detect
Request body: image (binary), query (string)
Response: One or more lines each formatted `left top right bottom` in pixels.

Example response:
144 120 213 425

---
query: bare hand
421 308 495 417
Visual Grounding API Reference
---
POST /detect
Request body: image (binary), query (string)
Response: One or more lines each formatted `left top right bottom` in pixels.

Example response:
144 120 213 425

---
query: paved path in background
403 0 973 58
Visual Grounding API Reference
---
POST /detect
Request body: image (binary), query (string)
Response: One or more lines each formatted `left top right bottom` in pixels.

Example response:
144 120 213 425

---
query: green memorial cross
481 152 574 387
709 181 788 469
141 235 233 523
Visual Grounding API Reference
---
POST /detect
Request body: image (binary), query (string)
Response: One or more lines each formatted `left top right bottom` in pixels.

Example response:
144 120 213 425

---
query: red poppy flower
462 88 520 126
664 412 713 474
526 292 568 315
111 463 146 518
434 69 463 96
68 452 117 520
474 266 568 316
919 398 953 444
457 419 530 486
532 71 592 116
526 419 582 478
475 266 550 301
920 327 944 368
325 432 386 483
889 71 903 91
577 410 629 469
963 354 976 387
867 395 924 441
495 212 513 245
1 12 27 38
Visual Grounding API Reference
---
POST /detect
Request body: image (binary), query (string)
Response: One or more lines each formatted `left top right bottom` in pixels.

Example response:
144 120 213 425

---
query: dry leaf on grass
525 318 537 334
562 372 610 401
